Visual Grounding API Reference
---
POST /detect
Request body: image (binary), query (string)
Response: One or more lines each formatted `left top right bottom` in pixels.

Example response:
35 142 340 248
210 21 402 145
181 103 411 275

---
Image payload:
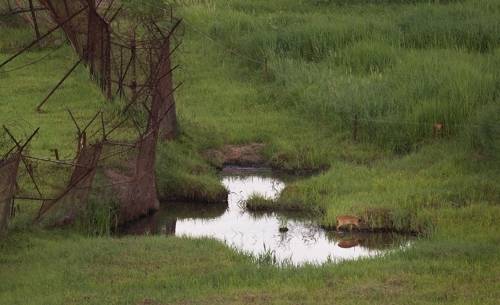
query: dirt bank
205 143 267 168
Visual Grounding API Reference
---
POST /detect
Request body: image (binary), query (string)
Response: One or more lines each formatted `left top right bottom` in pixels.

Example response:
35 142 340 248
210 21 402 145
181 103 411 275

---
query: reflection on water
122 169 412 265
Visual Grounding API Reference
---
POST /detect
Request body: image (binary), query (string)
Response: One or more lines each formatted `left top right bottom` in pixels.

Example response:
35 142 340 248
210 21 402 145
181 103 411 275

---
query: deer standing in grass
336 215 362 231
433 123 444 138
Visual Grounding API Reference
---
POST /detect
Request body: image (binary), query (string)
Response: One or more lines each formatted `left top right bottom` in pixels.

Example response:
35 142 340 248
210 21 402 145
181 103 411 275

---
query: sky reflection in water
124 170 411 265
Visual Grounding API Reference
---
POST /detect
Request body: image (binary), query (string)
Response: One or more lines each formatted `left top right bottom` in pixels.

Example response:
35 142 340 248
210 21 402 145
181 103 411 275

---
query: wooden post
353 114 359 142
52 149 60 160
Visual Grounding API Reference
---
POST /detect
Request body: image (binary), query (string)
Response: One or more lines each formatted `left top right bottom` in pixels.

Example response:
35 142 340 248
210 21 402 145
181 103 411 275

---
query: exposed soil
204 143 267 168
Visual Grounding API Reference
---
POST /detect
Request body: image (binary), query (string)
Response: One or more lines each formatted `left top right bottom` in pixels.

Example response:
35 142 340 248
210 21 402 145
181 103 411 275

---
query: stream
122 167 412 265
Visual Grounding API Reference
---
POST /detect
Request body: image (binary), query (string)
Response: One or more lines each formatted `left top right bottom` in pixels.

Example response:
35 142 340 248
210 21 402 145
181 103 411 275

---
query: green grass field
1 0 500 304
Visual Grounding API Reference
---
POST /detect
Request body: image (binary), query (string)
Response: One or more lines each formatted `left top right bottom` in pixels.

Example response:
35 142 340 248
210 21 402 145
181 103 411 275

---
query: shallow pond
123 167 412 265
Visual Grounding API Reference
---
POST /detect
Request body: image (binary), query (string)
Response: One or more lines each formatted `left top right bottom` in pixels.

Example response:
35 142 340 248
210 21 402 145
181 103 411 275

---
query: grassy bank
1 0 500 304
246 142 500 232
1 207 499 304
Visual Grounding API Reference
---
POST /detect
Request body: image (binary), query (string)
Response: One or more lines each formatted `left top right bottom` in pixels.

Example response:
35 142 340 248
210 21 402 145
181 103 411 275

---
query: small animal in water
336 215 362 231
337 239 361 249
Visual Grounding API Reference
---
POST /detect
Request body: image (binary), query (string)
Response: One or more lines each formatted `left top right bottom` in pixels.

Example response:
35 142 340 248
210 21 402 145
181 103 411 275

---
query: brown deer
336 215 362 231
433 123 444 138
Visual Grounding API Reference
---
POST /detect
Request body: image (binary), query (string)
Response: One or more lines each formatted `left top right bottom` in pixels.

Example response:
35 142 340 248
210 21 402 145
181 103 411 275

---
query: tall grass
194 0 500 155
266 49 497 152
209 11 397 61
398 4 500 52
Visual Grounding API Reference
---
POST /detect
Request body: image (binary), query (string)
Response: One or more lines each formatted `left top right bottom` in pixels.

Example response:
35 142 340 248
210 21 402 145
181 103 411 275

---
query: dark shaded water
123 167 412 265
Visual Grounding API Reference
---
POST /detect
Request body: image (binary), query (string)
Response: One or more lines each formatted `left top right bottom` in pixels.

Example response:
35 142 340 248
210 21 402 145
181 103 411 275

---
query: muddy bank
205 143 328 176
205 143 267 168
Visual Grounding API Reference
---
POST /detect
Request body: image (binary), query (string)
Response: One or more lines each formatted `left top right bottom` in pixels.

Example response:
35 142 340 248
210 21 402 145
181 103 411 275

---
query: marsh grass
188 0 500 154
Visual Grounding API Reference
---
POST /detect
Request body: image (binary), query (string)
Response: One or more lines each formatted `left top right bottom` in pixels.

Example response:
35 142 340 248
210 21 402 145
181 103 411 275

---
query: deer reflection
337 238 360 248
328 231 408 251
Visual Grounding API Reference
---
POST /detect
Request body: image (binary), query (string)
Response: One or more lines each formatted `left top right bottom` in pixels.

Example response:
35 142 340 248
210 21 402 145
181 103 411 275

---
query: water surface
123 168 411 265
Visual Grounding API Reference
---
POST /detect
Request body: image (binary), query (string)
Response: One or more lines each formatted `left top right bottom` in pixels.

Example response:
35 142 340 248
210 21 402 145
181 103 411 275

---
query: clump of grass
74 173 120 237
252 245 279 266
245 193 276 211
76 192 119 237
247 244 293 267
